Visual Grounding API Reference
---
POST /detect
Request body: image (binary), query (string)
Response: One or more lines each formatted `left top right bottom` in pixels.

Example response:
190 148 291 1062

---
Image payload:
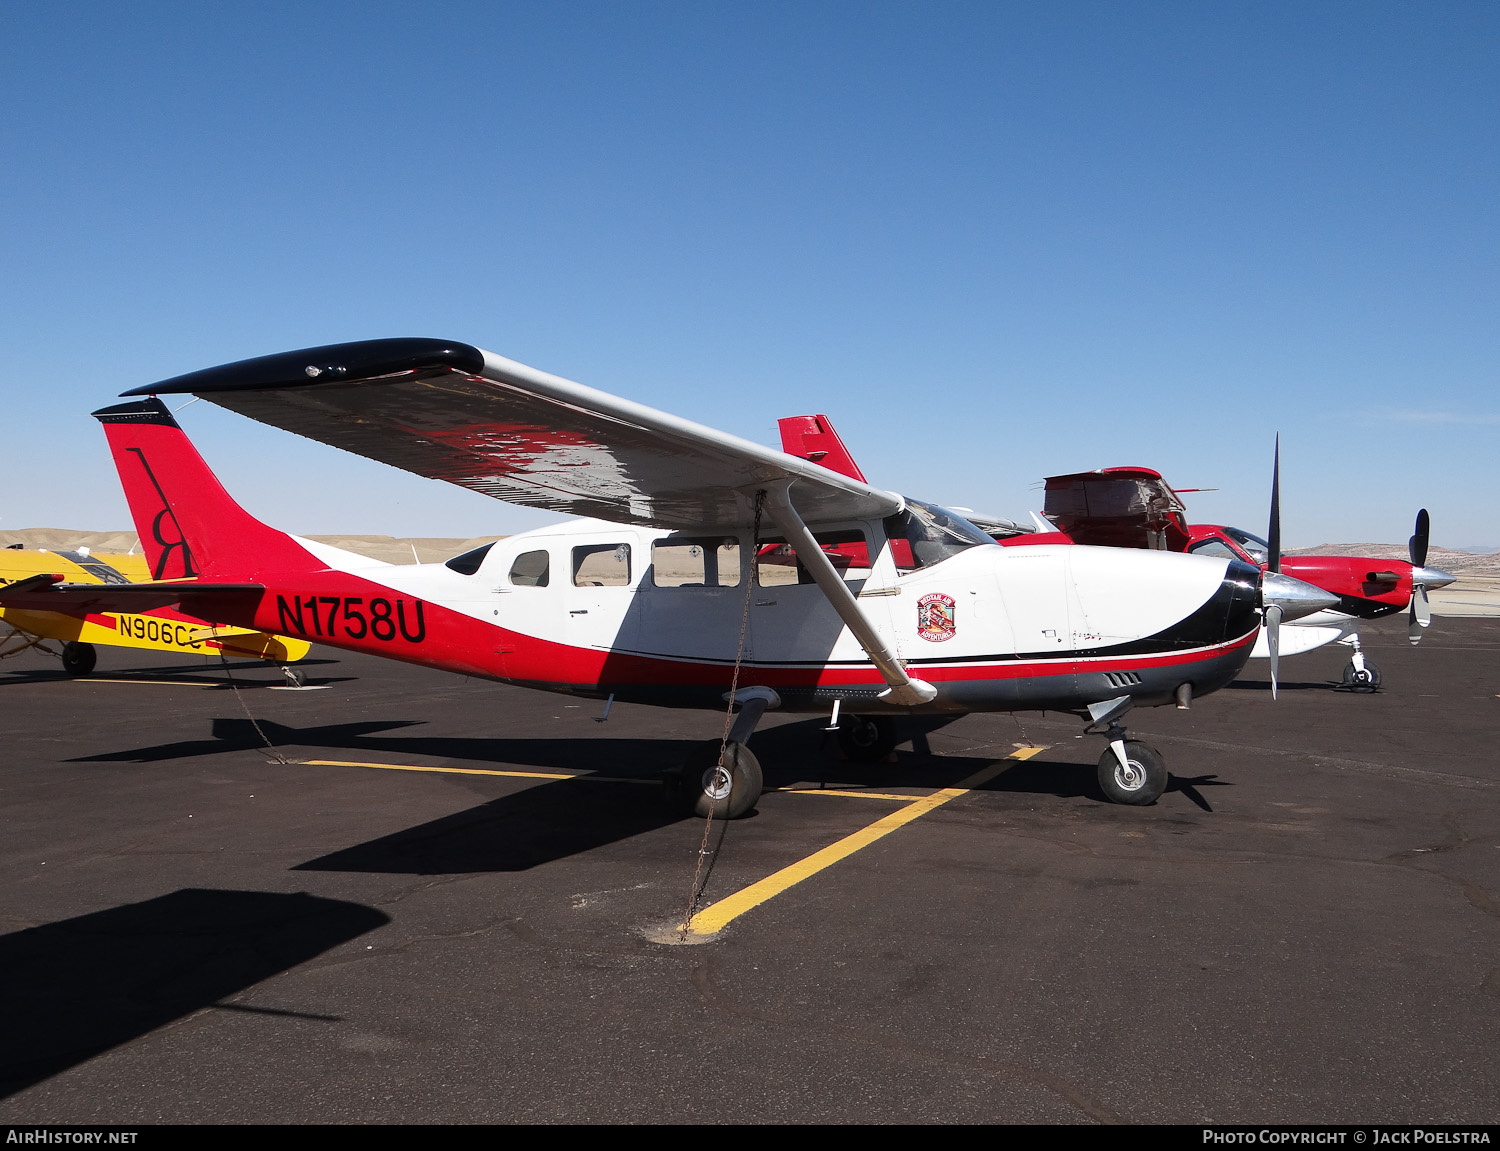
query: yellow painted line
771 788 921 801
85 678 217 687
685 746 1048 936
305 759 661 785
305 759 574 781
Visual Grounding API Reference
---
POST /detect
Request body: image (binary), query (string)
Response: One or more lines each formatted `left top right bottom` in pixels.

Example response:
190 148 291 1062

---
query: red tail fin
776 414 868 483
93 399 320 580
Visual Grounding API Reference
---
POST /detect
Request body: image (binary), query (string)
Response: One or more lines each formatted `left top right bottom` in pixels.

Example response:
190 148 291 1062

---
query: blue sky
3 2 1496 547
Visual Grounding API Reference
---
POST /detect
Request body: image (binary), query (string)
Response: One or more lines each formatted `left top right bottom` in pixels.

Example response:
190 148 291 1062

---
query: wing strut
758 483 937 707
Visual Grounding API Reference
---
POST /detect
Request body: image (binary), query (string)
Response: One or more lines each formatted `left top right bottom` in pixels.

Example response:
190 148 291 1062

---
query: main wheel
674 739 763 820
1097 741 1167 806
1341 660 1381 693
61 641 97 677
837 714 898 762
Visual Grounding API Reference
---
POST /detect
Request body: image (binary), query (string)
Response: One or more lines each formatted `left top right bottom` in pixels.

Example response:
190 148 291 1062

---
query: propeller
1265 603 1283 701
1409 508 1432 645
1266 435 1282 695
1256 437 1338 693
1267 435 1281 575
1409 508 1430 568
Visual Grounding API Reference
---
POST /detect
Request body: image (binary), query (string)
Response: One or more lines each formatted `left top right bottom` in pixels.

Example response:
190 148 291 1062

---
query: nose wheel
1336 631 1380 693
1091 719 1167 806
1340 659 1381 693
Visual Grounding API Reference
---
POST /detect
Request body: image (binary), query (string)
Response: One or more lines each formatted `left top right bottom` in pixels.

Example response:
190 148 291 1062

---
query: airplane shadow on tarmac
1223 677 1341 692
0 889 387 1100
0 659 348 689
73 716 1229 875
278 718 1231 875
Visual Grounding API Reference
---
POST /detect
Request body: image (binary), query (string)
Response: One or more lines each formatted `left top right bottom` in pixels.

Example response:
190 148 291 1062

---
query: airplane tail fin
776 415 868 483
93 398 320 581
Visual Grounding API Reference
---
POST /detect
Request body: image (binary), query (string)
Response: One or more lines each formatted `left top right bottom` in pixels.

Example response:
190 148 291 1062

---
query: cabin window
884 499 995 571
652 538 742 587
1187 538 1240 561
445 542 495 575
1222 527 1270 565
509 549 550 587
573 543 632 587
755 530 868 586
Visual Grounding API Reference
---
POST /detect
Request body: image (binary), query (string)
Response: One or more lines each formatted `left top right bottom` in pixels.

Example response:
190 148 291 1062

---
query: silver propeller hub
1412 566 1457 590
1260 571 1339 621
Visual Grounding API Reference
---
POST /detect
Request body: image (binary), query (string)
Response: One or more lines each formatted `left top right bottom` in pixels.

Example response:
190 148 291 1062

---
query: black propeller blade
1409 508 1430 569
1265 434 1283 695
1409 508 1433 644
1267 434 1281 575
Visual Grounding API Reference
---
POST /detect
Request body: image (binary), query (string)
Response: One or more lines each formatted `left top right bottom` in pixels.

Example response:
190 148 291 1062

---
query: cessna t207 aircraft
2 339 1338 813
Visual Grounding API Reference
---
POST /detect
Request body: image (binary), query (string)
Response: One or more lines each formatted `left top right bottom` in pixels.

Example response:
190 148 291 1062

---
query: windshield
885 498 997 570
1223 527 1270 564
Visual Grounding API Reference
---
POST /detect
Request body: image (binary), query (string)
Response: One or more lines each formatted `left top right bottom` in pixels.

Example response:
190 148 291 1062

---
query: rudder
93 399 318 581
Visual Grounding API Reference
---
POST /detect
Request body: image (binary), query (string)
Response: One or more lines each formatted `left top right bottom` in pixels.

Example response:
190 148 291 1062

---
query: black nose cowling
1073 559 1263 709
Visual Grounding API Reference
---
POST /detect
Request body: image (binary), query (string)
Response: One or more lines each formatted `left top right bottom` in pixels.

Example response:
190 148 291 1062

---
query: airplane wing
0 574 264 614
123 339 904 530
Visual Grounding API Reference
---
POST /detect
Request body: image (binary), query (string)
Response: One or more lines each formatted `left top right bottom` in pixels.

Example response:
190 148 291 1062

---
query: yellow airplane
0 544 310 675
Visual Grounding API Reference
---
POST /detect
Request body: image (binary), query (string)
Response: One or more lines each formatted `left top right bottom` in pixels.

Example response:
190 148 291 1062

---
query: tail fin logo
126 447 199 580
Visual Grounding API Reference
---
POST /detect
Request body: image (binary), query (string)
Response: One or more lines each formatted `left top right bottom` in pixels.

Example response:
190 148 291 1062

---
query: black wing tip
118 338 486 397
92 397 179 425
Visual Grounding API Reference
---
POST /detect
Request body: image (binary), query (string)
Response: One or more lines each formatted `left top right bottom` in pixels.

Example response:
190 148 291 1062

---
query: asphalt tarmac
1 615 1497 1124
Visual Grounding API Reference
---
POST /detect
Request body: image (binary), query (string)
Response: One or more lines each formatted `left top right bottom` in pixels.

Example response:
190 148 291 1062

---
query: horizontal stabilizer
0 579 264 615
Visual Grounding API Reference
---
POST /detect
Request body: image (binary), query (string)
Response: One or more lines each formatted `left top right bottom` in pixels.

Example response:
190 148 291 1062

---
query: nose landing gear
1097 726 1168 806
1085 696 1167 805
1337 632 1380 692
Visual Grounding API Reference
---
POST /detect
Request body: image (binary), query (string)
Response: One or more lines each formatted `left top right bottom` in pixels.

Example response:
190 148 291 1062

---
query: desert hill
1286 543 1500 577
0 529 501 565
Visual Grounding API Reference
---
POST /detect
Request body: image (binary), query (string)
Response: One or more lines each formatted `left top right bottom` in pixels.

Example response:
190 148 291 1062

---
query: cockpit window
1188 538 1240 561
884 498 997 571
445 542 495 575
1223 527 1270 564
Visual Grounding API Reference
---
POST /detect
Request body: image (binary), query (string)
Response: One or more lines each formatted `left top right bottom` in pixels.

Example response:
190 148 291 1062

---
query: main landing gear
675 739 763 820
61 641 97 677
668 688 778 820
1337 632 1380 693
836 713 898 762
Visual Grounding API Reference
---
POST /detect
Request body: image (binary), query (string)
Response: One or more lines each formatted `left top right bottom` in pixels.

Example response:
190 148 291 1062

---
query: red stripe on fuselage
222 567 1257 696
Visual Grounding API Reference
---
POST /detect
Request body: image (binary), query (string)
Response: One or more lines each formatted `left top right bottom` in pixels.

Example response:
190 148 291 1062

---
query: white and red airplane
2 339 1337 811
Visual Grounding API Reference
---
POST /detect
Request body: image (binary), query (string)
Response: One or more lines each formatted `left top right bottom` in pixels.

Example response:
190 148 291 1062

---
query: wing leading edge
123 338 903 531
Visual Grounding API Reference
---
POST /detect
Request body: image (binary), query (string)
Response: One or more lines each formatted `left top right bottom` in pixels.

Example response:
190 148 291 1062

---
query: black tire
1097 740 1167 806
1341 660 1381 693
673 739 763 820
61 641 97 677
837 714 898 762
